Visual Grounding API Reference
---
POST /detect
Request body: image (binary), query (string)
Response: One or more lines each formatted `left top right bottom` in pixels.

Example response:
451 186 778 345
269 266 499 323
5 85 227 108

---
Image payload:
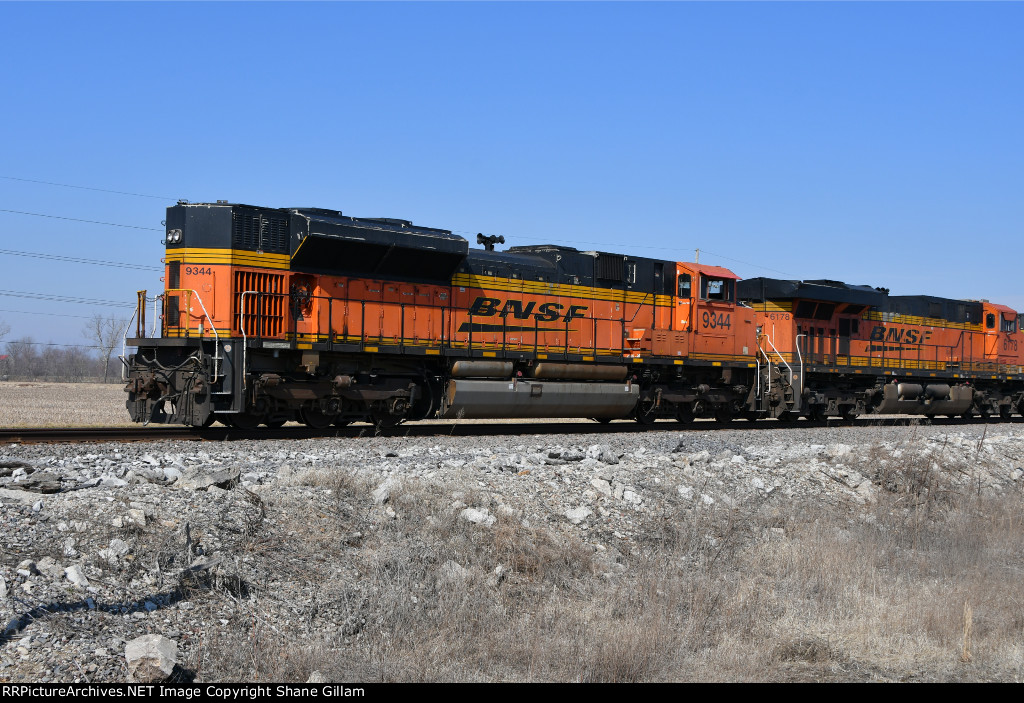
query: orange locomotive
740 279 1024 420
124 201 1024 427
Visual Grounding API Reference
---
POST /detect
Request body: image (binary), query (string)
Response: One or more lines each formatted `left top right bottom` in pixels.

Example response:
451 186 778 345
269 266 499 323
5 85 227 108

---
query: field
0 381 133 428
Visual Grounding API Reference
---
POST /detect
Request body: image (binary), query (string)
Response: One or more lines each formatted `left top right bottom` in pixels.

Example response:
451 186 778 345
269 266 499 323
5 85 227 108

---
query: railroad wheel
714 408 734 424
228 412 263 430
675 405 694 425
839 406 858 421
777 411 795 422
999 405 1012 421
333 418 352 427
592 417 613 424
264 419 287 429
806 407 826 422
634 399 658 425
300 407 335 430
961 409 974 419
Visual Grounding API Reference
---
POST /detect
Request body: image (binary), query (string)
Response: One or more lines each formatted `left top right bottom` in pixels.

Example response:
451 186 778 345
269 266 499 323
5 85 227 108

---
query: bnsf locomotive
124 201 1024 428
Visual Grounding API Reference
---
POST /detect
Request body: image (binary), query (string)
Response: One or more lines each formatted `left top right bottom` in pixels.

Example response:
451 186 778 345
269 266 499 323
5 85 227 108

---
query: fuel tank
440 379 639 419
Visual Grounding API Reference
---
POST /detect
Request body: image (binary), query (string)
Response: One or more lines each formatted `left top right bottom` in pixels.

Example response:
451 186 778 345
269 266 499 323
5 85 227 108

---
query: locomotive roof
738 277 886 306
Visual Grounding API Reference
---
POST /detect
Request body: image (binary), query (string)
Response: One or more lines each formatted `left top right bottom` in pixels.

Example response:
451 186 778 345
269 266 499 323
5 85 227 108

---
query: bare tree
0 318 9 341
83 314 128 383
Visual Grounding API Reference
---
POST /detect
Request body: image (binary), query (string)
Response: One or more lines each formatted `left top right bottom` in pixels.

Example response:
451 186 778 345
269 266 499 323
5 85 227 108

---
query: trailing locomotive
124 201 1024 428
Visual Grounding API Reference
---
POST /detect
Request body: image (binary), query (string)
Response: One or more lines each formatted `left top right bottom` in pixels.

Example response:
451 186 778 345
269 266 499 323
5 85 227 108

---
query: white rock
459 507 495 526
590 478 613 497
372 478 398 505
565 506 593 525
125 634 177 683
65 564 90 588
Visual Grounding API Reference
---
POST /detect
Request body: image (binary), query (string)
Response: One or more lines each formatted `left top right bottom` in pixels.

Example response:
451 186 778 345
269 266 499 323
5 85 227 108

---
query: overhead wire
0 175 177 201
0 208 163 231
0 308 130 321
0 290 135 308
0 248 161 271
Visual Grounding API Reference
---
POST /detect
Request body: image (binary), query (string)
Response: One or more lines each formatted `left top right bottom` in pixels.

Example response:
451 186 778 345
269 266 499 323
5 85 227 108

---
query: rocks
1 424 1022 682
124 634 177 683
565 506 593 525
176 465 240 491
459 507 495 527
372 478 399 505
64 564 90 588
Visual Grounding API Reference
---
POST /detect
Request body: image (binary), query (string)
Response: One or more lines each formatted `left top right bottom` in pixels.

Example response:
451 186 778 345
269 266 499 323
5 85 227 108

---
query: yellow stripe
451 273 674 307
862 310 983 332
166 248 291 270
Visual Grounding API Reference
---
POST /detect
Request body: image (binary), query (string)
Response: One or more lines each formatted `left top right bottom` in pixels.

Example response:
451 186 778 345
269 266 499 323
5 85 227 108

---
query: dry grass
192 441 1024 682
0 381 132 427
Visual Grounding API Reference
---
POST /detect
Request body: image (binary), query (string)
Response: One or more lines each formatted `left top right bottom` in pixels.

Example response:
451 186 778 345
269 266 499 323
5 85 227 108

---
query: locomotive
124 201 1024 428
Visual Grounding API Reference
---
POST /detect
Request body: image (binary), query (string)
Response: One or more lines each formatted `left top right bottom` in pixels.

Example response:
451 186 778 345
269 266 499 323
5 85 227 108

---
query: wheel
227 412 263 430
264 419 287 429
999 406 1012 421
777 411 795 422
806 407 825 422
592 417 613 424
961 409 974 420
333 418 352 427
675 405 694 425
714 408 734 424
839 406 858 421
300 407 334 429
633 399 658 425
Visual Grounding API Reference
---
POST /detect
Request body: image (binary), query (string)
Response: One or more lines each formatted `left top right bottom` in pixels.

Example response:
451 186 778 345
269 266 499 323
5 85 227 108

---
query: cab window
700 275 733 302
1001 316 1017 333
986 313 996 330
677 273 691 298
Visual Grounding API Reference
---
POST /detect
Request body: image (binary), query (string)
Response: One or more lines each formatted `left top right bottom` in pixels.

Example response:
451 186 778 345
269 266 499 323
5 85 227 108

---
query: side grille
232 211 290 253
234 271 285 337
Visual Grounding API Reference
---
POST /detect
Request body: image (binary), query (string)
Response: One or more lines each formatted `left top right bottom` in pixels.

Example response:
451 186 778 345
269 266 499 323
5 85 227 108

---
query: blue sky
1 1 1021 347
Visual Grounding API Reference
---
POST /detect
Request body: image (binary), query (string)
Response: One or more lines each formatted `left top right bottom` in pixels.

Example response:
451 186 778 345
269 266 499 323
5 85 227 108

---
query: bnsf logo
468 297 588 322
868 326 933 344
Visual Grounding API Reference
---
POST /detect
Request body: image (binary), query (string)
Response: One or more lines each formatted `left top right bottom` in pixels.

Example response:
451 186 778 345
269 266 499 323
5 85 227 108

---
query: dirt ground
0 381 133 428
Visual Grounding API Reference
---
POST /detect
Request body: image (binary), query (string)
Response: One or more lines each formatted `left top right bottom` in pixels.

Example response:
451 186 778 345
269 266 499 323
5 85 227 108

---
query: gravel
1 420 1022 681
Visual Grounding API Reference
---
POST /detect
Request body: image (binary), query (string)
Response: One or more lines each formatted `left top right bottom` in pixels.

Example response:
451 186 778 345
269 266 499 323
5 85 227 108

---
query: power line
0 248 161 271
0 175 177 201
1 339 106 350
0 290 135 308
0 209 163 231
0 308 129 321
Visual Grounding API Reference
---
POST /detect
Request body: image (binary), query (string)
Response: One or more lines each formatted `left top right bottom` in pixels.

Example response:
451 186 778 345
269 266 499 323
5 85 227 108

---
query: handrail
120 296 143 382
164 288 221 382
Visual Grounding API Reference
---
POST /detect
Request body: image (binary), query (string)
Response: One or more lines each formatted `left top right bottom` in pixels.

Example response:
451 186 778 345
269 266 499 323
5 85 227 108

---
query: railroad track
1 415 1020 445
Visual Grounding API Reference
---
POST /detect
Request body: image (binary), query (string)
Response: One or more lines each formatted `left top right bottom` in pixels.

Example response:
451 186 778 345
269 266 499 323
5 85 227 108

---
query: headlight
167 229 182 243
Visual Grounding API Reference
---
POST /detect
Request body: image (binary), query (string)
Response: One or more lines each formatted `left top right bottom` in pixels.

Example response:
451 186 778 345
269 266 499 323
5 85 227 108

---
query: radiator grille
235 271 285 337
232 212 289 253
